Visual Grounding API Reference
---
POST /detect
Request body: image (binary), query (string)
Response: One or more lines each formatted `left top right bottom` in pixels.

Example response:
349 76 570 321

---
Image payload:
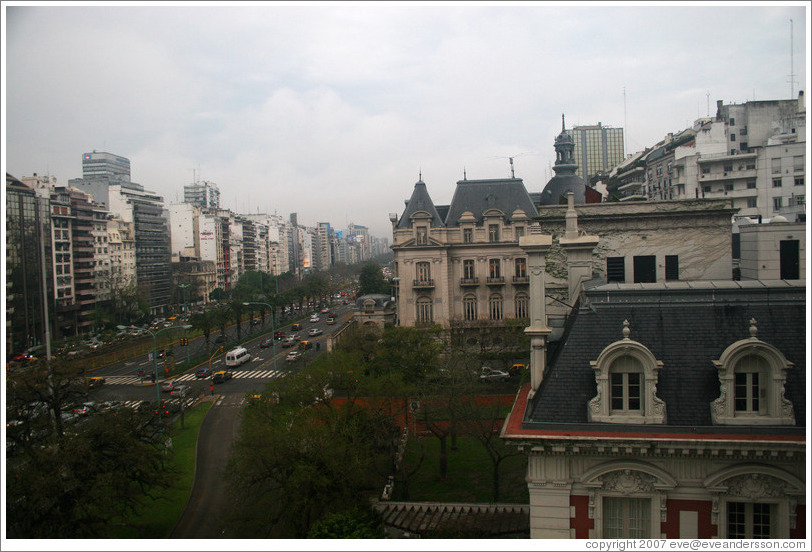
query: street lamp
243 301 277 371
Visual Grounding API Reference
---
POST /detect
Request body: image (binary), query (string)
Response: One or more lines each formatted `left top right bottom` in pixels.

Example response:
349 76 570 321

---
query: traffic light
180 337 188 346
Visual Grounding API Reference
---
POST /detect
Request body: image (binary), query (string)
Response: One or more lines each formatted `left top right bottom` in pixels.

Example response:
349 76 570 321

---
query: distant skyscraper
81 151 131 183
184 181 220 209
565 122 625 181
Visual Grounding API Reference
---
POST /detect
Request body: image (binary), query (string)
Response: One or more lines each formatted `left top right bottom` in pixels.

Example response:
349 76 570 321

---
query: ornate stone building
500 209 806 540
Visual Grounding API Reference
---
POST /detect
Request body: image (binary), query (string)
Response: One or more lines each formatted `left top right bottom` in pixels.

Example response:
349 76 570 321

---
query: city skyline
5 2 809 237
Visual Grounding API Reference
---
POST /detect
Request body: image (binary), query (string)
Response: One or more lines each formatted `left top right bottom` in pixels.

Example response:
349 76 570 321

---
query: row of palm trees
188 271 351 354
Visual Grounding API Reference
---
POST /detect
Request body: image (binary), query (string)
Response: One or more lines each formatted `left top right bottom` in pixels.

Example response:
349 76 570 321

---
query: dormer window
711 319 795 425
488 224 499 242
588 321 666 424
463 228 473 243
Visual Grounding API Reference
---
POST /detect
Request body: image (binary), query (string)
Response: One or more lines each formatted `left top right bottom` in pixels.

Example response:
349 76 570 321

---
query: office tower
565 122 625 181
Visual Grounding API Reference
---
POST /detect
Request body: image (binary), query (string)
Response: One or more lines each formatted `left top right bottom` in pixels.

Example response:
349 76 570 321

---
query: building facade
183 180 220 209
566 122 625 181
501 209 806 539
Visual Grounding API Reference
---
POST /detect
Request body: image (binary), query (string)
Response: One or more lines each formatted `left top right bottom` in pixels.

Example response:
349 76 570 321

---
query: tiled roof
373 501 529 537
525 281 806 431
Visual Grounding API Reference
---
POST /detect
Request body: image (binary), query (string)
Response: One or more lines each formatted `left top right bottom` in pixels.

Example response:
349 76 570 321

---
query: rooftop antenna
788 18 796 98
623 86 627 154
509 157 515 178
706 91 710 117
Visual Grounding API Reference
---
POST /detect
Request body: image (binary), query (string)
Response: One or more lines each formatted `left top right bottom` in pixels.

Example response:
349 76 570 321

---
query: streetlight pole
244 301 276 371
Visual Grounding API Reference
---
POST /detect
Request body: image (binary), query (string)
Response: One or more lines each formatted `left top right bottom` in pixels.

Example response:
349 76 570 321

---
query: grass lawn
395 434 529 504
110 401 213 538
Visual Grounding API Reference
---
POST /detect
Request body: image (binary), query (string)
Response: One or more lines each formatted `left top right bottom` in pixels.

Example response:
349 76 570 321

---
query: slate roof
524 280 806 434
396 180 445 229
442 178 538 227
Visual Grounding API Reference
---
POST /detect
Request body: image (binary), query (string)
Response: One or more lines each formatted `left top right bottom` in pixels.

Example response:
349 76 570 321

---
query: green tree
224 363 397 538
307 507 385 538
358 262 390 296
6 362 172 538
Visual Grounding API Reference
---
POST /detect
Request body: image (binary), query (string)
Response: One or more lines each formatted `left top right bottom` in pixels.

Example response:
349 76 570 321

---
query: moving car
479 367 511 383
286 350 302 362
308 328 323 337
160 380 178 393
281 337 297 348
291 323 302 331
87 376 106 389
195 367 212 378
326 317 336 325
215 334 226 343
74 402 97 416
260 338 274 348
309 315 320 323
170 384 191 398
212 370 232 383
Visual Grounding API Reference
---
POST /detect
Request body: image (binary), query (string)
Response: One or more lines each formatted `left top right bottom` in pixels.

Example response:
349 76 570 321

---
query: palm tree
189 310 216 354
229 300 246 342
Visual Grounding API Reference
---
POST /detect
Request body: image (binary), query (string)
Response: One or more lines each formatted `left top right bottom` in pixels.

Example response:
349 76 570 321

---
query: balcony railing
460 277 479 286
413 279 435 289
513 276 529 284
486 276 505 285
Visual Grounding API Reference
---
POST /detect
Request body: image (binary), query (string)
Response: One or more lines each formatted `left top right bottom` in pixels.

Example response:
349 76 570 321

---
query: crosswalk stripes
102 369 289 385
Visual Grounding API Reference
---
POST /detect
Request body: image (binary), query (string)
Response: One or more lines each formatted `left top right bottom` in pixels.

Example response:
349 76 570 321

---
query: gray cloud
5 3 808 237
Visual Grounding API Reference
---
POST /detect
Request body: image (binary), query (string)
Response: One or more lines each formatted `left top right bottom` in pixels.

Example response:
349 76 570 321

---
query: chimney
519 229 553 398
559 192 600 306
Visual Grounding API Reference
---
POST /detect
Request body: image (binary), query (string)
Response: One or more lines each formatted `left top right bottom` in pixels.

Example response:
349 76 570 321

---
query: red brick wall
790 504 806 539
661 499 716 539
570 494 594 539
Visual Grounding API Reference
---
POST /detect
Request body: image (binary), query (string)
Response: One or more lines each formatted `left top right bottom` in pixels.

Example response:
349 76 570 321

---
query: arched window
588 320 666 424
463 294 478 321
489 294 503 320
514 292 529 319
416 296 433 324
711 319 795 425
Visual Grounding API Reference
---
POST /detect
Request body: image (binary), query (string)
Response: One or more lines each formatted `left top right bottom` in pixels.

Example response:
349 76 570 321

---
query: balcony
512 276 529 284
412 279 435 289
460 277 480 287
485 276 505 286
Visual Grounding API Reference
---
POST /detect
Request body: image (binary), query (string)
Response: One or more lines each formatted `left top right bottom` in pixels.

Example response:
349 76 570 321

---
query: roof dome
540 114 587 205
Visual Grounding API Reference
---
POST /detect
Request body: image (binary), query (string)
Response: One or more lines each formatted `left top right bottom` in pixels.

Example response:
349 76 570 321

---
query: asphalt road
170 393 244 539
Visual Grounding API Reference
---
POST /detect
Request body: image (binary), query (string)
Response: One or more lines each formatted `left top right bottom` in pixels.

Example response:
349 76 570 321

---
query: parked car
195 367 212 378
212 370 232 383
170 385 192 398
260 338 274 348
308 328 323 337
74 402 97 416
286 350 302 362
479 367 511 383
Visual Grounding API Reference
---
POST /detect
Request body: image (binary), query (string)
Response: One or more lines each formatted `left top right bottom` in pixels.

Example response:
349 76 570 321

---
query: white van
225 347 251 367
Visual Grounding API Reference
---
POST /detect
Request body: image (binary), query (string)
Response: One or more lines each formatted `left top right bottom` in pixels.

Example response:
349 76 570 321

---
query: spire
419 169 422 182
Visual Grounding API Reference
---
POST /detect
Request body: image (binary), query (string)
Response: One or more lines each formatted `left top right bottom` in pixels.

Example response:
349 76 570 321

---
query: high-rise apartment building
6 175 52 355
565 122 625 181
70 152 172 315
183 181 220 209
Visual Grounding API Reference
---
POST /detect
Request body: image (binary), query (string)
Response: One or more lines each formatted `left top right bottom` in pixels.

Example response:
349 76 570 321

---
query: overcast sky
4 2 809 239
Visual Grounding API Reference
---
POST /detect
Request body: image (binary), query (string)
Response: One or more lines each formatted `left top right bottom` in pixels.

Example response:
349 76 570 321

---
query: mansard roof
396 179 446 229
443 178 538 227
523 280 806 435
